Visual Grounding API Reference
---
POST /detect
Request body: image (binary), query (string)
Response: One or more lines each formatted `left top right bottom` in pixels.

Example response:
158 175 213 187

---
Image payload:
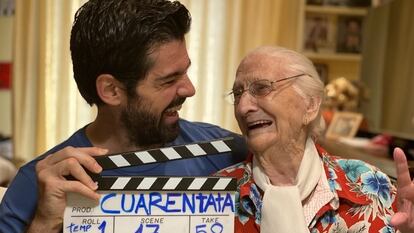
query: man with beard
0 0 247 232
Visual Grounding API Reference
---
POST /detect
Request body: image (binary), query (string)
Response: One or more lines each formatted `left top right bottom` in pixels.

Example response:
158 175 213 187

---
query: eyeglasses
226 73 306 105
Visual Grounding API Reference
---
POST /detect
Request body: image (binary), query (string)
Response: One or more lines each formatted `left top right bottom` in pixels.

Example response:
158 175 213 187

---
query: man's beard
120 96 185 148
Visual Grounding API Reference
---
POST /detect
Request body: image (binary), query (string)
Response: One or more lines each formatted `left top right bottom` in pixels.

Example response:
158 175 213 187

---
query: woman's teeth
247 120 272 130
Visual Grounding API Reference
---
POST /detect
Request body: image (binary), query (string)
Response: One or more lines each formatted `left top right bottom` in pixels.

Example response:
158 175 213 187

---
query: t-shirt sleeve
0 163 38 233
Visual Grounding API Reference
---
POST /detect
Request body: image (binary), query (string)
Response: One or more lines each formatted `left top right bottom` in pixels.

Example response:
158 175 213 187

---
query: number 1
98 220 107 233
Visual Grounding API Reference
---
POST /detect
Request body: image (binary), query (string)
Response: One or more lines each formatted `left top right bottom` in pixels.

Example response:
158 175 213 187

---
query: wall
0 16 13 136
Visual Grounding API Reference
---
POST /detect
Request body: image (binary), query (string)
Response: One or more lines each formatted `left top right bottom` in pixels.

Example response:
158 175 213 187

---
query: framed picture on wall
0 0 15 16
303 14 336 53
336 16 363 53
325 111 363 139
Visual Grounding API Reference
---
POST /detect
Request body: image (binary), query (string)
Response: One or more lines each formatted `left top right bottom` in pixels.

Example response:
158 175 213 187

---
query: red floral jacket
215 145 398 233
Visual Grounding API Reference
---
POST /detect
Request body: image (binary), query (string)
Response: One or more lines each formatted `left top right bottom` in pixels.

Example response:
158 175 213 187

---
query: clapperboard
63 137 237 233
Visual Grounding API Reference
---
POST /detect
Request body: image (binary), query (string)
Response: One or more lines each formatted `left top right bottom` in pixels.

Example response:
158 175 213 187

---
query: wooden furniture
319 138 414 182
297 0 370 83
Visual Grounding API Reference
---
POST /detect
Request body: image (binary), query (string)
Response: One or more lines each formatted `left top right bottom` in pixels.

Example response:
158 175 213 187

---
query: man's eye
163 78 177 85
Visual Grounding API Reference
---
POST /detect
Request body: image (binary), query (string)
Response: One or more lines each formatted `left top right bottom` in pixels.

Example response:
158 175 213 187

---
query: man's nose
177 75 196 97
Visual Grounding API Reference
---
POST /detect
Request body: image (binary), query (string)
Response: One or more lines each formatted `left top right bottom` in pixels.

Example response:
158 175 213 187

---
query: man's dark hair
70 0 191 105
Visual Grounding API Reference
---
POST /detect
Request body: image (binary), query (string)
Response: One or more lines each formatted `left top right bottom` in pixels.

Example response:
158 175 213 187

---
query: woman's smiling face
233 52 309 153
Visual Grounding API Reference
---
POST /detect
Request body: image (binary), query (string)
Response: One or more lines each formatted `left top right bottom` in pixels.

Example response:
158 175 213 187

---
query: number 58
195 223 223 233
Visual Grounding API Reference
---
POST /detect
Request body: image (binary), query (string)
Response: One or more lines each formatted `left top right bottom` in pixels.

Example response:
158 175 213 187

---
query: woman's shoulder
318 145 396 212
214 159 251 179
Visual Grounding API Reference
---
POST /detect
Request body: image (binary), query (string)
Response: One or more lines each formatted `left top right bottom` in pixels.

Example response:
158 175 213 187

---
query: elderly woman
217 46 414 232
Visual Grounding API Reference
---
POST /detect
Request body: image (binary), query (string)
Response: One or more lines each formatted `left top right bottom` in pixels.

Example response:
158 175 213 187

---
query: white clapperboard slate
64 137 237 233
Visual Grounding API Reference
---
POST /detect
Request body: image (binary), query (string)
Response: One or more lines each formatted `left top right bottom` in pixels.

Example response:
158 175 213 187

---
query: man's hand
26 146 107 233
391 147 414 232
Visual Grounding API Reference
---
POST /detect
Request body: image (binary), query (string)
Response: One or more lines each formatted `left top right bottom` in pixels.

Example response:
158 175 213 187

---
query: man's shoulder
23 126 92 167
179 119 230 131
45 127 91 154
178 119 241 141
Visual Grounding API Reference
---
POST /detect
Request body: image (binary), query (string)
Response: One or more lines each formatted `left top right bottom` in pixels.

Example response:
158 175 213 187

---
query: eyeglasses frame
227 73 307 105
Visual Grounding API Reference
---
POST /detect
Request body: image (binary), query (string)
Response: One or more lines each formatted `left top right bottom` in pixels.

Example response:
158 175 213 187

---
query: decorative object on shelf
336 16 363 53
325 111 363 139
324 77 361 111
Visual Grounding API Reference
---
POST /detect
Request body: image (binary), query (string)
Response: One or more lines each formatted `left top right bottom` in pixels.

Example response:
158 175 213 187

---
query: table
318 138 414 181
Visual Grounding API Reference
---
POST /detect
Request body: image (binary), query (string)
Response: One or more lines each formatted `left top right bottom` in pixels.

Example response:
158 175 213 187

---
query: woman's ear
303 96 321 125
96 74 124 106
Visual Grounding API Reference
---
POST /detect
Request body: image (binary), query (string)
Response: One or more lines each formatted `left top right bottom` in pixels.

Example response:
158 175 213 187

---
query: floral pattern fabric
215 145 397 233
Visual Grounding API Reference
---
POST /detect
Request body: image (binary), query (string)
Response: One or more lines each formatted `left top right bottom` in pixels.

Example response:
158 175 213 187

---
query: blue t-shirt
0 119 247 233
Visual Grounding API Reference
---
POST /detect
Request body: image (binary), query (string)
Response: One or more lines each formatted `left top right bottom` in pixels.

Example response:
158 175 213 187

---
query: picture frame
0 0 15 16
303 14 336 53
325 111 363 139
336 16 363 53
314 63 329 84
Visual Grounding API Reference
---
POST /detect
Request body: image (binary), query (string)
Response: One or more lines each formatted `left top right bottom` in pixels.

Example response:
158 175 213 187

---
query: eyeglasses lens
250 80 273 97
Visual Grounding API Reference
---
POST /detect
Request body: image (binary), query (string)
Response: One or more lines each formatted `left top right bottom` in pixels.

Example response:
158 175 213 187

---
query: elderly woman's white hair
247 46 326 138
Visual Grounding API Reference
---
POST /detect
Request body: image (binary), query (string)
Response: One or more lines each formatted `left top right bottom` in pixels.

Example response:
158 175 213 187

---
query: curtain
361 0 414 136
13 0 93 163
12 0 297 162
381 0 414 135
